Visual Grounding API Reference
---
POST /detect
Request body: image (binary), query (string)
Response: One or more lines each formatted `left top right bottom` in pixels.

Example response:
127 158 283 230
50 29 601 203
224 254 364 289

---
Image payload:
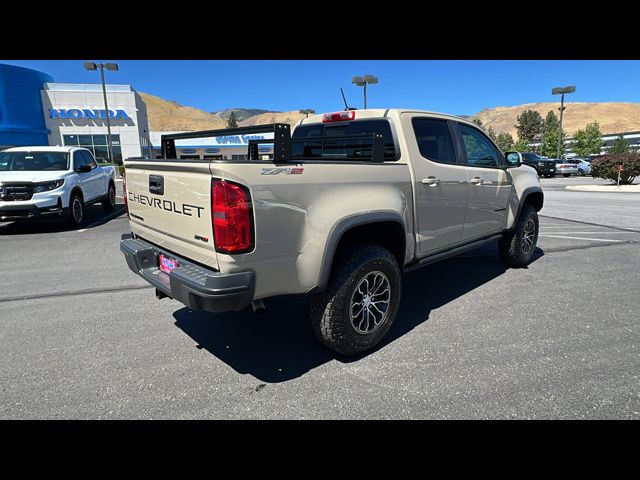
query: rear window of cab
291 119 398 161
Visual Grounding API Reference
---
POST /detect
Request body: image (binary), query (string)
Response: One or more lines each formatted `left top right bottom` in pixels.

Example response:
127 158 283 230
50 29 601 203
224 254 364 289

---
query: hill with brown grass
140 93 226 131
472 102 640 138
140 93 640 139
239 111 306 127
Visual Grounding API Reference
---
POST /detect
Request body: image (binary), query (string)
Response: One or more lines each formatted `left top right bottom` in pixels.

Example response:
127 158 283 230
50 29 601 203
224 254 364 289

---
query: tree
227 111 238 128
472 118 484 128
572 121 603 157
486 126 498 142
609 135 629 154
514 136 530 152
540 110 566 158
495 132 514 151
515 110 544 143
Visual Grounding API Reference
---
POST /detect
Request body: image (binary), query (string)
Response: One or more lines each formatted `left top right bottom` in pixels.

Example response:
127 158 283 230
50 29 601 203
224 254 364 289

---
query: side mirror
505 152 521 168
75 165 92 173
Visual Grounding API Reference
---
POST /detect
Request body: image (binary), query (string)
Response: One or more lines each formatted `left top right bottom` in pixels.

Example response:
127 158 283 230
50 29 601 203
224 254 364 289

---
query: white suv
0 146 116 226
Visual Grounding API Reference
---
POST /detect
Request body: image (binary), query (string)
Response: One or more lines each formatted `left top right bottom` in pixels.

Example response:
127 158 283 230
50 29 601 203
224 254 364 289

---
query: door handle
469 176 483 185
421 176 440 186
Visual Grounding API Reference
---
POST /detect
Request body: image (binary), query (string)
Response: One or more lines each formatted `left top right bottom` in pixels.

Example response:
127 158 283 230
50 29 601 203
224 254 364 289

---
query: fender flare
510 186 544 231
316 211 407 292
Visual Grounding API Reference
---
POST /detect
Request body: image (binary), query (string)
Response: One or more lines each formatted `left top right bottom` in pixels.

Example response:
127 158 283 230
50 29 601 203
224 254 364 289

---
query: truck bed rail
156 123 384 163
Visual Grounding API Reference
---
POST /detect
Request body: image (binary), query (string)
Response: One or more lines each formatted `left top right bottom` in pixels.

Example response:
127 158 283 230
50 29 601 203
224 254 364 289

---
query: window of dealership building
0 63 152 163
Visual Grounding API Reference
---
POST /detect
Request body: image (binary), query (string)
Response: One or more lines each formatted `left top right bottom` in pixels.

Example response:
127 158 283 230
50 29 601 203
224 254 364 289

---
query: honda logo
49 109 130 119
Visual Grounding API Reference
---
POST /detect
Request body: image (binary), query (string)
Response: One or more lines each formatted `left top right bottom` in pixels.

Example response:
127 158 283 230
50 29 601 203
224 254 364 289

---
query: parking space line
543 231 634 235
539 234 624 242
538 215 640 234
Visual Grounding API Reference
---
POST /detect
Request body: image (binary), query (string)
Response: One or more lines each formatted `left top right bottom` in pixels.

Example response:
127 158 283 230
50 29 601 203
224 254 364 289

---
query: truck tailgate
124 160 218 270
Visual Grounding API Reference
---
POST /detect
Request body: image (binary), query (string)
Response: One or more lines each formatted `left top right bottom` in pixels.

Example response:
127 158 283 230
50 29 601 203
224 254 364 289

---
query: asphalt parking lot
1 176 639 419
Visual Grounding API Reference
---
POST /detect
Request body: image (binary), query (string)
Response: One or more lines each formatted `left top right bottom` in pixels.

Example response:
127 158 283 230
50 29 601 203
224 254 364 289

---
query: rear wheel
310 245 402 356
563 173 571 177
102 182 116 211
500 205 539 268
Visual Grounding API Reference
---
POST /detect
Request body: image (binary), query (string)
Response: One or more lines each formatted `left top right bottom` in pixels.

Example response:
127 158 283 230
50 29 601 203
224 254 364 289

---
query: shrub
118 164 125 177
590 153 640 185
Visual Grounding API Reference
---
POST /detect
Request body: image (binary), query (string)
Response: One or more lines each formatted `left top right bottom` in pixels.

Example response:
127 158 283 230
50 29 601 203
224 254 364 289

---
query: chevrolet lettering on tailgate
127 192 205 218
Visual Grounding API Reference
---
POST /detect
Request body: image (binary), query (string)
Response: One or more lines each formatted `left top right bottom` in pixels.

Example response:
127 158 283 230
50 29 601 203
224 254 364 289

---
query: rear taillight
122 169 129 218
322 111 356 123
212 179 254 254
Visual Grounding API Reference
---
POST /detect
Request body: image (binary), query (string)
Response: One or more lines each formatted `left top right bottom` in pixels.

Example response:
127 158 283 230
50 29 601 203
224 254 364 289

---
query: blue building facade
0 64 54 148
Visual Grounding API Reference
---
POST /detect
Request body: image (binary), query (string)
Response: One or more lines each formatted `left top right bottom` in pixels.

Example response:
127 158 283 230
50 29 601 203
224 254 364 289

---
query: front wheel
68 192 86 228
310 245 402 356
577 170 585 176
499 205 539 268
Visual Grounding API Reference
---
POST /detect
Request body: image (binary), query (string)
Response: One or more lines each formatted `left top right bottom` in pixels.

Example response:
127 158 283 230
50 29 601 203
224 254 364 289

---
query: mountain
471 102 640 138
214 108 277 122
139 92 226 131
140 92 640 139
239 111 306 127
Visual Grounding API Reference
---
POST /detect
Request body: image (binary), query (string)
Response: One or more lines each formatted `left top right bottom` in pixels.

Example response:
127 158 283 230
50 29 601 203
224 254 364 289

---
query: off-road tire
499 204 539 268
310 245 402 356
102 182 116 211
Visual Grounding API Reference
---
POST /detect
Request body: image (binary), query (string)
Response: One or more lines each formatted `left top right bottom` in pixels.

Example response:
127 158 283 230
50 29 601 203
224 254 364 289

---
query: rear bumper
537 165 556 174
0 198 65 221
120 233 254 313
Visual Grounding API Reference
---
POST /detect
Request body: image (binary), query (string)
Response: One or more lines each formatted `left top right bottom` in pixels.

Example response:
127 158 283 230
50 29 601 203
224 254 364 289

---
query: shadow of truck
174 242 544 383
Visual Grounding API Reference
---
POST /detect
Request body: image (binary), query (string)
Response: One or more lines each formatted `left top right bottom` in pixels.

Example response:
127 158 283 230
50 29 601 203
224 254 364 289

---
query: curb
566 185 640 192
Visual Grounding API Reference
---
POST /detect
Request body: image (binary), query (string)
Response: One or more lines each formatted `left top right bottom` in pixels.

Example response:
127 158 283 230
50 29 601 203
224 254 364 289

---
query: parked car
0 146 116 225
520 152 556 177
120 109 543 355
554 159 579 177
565 158 591 176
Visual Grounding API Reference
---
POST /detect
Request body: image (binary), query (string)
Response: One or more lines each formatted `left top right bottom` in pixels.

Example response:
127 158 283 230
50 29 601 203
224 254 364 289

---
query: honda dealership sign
49 109 130 119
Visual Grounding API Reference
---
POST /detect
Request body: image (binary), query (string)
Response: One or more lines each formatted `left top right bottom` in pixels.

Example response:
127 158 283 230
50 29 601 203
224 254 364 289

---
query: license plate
159 254 178 274
550 169 554 171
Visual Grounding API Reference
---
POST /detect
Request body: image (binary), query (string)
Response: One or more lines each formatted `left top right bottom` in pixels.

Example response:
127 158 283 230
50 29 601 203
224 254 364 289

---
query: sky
2 60 639 116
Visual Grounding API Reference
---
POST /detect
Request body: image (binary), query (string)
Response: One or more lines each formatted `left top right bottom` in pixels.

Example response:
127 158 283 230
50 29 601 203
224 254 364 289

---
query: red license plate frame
159 254 179 274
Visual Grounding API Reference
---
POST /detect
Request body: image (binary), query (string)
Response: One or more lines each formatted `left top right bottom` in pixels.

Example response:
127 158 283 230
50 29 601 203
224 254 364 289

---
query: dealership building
0 63 276 162
0 63 152 163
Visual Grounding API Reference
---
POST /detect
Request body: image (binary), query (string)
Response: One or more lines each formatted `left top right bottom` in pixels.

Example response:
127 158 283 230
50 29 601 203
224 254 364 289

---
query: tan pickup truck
120 109 543 355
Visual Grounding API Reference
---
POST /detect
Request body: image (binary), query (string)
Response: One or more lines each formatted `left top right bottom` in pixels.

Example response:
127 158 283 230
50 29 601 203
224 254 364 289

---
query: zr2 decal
260 167 304 175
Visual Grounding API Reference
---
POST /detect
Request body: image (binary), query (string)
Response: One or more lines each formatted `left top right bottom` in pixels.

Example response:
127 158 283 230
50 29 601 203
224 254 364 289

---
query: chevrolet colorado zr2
120 109 543 355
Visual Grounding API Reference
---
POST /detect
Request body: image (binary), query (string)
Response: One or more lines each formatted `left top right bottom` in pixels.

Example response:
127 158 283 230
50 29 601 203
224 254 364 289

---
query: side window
82 150 97 169
459 124 500 168
73 151 86 171
411 118 457 164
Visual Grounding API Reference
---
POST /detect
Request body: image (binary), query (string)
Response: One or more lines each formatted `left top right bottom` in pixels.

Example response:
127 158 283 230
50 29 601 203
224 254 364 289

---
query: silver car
567 158 592 176
555 159 579 177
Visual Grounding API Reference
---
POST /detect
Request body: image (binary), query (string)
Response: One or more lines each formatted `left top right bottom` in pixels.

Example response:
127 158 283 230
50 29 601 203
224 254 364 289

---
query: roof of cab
295 108 474 127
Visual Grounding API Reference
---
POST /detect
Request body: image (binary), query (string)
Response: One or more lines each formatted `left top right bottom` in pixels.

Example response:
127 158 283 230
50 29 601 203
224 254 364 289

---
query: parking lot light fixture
299 109 316 118
352 74 378 109
84 61 119 163
552 85 576 160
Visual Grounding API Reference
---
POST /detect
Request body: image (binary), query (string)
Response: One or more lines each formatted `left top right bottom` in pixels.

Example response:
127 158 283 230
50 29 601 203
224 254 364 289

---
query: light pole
551 85 575 160
84 62 119 163
352 75 378 109
299 109 316 118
